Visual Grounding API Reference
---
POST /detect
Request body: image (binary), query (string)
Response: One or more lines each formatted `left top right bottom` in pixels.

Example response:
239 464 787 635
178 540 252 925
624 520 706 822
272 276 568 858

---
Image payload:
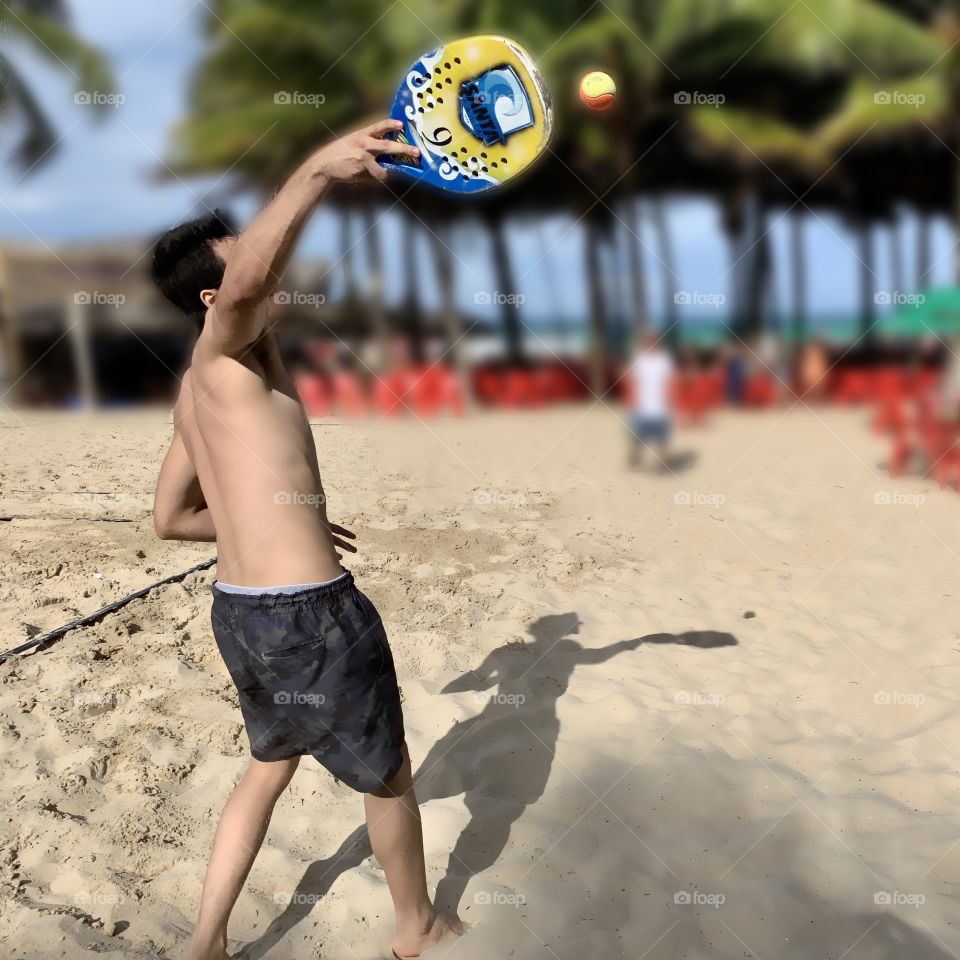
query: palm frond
3 10 114 100
815 73 949 151
684 103 830 173
0 51 57 168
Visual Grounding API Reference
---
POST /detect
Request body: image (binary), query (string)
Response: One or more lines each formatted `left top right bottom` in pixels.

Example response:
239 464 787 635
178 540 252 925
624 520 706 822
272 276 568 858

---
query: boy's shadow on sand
239 614 736 959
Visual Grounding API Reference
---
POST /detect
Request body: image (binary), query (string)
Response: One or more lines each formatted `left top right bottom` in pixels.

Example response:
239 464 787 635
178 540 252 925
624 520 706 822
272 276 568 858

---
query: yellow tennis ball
579 71 616 111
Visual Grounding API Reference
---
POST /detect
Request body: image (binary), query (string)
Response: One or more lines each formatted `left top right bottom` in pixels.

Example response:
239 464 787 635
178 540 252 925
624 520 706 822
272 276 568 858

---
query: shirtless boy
150 120 461 960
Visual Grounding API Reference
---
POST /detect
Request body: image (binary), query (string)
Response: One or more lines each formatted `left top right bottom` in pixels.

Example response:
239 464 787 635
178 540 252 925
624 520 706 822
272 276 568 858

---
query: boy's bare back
176 328 343 587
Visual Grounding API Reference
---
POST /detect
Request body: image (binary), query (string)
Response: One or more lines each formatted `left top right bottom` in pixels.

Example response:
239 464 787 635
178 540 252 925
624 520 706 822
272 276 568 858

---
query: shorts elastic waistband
211 570 355 608
215 571 349 596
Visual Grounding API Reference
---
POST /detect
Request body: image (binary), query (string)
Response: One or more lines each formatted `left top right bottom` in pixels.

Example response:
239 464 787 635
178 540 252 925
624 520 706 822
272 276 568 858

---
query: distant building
0 240 329 408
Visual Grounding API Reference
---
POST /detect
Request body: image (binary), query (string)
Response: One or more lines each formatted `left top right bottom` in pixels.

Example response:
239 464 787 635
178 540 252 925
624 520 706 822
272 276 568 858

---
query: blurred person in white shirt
628 332 675 472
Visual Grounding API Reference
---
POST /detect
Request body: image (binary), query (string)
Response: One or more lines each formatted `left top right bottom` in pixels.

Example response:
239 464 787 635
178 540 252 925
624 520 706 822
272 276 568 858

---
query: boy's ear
199 288 218 310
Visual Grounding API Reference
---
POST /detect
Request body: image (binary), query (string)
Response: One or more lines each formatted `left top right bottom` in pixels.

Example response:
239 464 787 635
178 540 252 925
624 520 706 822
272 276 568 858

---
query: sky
0 1 957 329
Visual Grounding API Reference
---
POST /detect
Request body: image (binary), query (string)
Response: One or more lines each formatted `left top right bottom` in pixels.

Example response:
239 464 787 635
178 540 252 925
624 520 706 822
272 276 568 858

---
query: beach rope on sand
0 556 217 664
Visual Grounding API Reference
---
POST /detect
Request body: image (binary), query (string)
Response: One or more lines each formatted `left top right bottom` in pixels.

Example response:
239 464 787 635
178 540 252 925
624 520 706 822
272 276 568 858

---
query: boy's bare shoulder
171 368 194 426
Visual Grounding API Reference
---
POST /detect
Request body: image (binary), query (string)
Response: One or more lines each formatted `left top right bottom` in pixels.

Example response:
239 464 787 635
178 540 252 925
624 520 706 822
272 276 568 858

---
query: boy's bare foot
393 911 466 958
181 934 230 960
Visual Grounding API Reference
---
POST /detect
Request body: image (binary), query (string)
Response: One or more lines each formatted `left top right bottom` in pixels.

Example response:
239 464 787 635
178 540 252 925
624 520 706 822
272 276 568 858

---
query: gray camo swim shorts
210 570 405 793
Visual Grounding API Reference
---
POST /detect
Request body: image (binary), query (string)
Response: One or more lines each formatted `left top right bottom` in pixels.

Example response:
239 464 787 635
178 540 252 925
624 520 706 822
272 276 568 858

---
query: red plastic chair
744 372 776 408
472 367 502 407
501 370 540 408
871 368 908 433
874 395 907 437
438 367 465 416
933 426 960 490
332 370 369 418
372 369 412 417
407 365 464 418
294 373 333 417
832 368 871 406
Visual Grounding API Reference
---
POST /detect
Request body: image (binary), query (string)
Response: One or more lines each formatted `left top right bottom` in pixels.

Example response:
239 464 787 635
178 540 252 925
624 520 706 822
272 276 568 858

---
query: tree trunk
858 220 875 339
917 211 932 292
488 212 523 365
789 213 806 375
609 224 629 354
955 159 960 285
890 217 905 297
650 197 678 342
401 211 425 364
726 227 744 335
339 209 358 306
426 213 472 407
67 297 97 410
624 197 649 347
536 219 567 348
361 202 390 369
0 252 24 406
743 193 769 340
723 190 747 336
584 216 608 396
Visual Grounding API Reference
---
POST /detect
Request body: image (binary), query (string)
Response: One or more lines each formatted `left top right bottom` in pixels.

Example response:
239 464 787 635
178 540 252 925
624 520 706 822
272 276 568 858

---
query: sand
1 404 958 960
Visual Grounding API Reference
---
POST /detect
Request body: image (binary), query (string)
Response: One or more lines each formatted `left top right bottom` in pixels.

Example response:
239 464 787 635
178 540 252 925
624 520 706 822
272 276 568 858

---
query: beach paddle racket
379 35 554 194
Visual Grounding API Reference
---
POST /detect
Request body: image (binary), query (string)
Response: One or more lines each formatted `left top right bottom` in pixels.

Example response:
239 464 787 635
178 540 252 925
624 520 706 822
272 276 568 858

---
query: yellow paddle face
382 35 554 193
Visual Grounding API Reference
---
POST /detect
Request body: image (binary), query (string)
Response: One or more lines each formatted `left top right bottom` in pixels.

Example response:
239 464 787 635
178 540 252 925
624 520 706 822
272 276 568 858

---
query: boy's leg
187 756 301 960
365 744 463 958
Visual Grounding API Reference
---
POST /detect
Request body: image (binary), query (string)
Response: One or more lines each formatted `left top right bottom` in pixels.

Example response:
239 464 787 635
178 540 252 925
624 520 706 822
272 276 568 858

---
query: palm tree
0 1 113 405
535 0 777 386
531 0 935 370
166 0 462 370
164 0 956 389
679 0 947 340
0 0 114 169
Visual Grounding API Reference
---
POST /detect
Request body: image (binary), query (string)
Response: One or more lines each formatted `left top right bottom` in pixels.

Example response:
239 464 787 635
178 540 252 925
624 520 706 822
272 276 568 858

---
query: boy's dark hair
150 209 237 329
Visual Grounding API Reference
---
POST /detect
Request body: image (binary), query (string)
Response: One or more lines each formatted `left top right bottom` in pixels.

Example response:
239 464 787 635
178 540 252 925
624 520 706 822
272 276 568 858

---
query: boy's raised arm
206 119 419 356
